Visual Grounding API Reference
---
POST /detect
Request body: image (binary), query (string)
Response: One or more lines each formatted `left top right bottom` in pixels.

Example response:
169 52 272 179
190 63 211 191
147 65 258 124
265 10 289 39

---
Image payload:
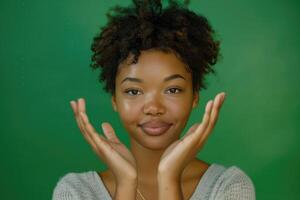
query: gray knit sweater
52 163 256 200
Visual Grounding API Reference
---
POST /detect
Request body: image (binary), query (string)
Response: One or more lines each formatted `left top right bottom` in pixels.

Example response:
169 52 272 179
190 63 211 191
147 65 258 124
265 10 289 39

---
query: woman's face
112 50 199 150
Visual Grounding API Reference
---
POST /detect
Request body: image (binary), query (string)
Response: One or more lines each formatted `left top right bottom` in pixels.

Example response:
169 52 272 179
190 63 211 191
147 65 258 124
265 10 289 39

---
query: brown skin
70 49 225 200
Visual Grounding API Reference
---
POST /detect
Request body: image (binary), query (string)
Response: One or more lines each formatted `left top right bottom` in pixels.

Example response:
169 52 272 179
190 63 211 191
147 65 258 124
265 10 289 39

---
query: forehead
116 50 191 81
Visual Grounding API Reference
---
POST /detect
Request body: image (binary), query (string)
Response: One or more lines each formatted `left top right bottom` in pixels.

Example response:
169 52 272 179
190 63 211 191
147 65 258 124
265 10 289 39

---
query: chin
141 139 171 151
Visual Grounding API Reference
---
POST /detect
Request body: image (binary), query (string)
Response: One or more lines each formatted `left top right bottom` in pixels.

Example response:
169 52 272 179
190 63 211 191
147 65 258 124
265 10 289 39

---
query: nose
143 93 166 116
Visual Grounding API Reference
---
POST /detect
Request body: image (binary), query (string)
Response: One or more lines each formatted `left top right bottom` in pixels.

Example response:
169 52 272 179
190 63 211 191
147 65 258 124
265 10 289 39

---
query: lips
139 120 173 136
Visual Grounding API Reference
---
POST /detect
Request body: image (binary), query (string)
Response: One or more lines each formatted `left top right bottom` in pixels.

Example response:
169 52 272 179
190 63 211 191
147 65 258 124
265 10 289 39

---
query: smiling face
112 49 199 150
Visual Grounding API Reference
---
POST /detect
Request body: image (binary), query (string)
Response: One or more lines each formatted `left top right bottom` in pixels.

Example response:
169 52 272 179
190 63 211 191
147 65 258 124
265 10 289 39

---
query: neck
129 136 201 188
130 138 166 185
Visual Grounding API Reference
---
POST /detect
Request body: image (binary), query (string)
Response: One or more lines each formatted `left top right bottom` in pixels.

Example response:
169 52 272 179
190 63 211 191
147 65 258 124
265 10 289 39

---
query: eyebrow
121 74 186 84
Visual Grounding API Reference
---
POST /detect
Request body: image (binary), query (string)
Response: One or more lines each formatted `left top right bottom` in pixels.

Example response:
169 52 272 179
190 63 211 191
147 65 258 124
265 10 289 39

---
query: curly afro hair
90 0 220 95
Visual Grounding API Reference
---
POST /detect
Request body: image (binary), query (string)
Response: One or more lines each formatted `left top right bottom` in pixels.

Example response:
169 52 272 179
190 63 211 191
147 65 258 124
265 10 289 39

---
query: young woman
53 1 255 199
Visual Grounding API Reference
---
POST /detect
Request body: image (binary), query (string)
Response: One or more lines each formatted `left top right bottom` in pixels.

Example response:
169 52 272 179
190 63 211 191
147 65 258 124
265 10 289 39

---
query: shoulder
52 171 108 200
211 165 256 200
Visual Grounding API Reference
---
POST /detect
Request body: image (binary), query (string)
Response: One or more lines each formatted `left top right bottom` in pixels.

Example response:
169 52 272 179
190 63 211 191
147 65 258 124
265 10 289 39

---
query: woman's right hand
70 98 137 185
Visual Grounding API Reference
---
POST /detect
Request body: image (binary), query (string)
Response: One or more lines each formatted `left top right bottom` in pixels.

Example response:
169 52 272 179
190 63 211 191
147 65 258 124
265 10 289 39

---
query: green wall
1 0 299 199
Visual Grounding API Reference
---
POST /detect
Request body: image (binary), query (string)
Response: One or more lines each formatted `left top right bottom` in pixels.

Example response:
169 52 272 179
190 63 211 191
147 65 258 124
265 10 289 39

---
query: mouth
138 120 173 136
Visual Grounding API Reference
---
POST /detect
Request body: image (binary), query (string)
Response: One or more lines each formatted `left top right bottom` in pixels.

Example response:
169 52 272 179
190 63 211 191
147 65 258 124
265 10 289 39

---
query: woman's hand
157 92 226 180
70 98 137 185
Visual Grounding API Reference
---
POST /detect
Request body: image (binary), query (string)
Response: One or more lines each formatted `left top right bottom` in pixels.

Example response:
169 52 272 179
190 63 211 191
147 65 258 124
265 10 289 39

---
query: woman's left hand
158 92 226 180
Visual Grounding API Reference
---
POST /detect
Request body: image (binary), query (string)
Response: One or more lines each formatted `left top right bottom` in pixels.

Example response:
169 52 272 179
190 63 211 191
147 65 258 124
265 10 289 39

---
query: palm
158 93 225 176
70 98 137 180
106 139 136 167
159 124 199 171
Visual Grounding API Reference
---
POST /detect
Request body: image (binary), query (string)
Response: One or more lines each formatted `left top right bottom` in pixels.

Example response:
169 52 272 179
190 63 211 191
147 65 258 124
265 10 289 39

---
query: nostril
143 98 166 115
143 105 162 115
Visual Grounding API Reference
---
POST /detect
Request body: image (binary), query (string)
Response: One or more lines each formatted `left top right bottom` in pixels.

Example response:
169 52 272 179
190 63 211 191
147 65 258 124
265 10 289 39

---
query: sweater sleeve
211 166 256 200
52 173 79 200
52 171 111 200
223 169 256 200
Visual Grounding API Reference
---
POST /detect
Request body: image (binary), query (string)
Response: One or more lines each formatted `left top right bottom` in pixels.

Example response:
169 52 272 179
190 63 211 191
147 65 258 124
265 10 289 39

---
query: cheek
117 100 141 124
168 98 193 120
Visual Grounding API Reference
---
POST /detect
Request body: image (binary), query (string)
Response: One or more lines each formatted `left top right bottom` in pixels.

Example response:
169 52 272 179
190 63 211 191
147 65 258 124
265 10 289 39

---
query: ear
111 95 117 111
192 91 199 109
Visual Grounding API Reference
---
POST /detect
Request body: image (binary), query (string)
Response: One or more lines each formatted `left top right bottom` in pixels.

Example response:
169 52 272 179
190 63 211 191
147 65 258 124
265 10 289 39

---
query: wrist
157 170 182 183
158 175 180 187
115 180 137 200
117 177 138 188
157 176 183 200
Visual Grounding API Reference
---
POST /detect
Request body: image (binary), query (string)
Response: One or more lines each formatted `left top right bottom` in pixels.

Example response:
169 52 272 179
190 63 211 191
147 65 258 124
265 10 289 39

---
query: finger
70 100 88 135
70 100 77 115
79 113 120 167
181 101 213 152
79 112 111 154
181 123 200 140
77 98 92 138
101 122 121 144
209 93 221 125
79 111 102 139
200 92 225 142
185 123 200 137
74 100 117 165
77 98 86 113
207 92 225 131
193 100 213 138
77 111 99 146
75 98 88 133
73 99 100 151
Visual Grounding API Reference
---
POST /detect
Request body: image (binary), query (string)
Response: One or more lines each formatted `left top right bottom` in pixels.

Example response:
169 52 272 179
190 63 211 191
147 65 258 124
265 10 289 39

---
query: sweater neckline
93 163 225 200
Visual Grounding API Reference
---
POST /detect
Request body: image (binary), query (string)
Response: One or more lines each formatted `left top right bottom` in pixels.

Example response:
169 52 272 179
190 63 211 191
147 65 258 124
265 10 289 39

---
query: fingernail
206 100 213 112
101 122 106 129
70 100 75 106
221 92 226 101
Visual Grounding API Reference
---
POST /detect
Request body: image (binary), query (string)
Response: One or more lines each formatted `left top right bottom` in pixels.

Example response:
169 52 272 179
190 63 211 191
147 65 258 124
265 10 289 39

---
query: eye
166 88 182 94
124 89 142 96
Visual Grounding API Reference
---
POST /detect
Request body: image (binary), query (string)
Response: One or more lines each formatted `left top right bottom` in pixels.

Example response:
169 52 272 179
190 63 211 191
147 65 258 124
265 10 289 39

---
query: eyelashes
124 89 141 96
166 88 182 94
124 87 183 96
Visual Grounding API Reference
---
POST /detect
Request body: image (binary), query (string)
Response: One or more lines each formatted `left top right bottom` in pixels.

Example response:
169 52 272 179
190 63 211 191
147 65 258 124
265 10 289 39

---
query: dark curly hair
90 0 220 95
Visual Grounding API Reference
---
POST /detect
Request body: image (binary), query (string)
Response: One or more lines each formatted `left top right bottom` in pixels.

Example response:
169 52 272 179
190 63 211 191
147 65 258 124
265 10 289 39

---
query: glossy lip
138 120 173 136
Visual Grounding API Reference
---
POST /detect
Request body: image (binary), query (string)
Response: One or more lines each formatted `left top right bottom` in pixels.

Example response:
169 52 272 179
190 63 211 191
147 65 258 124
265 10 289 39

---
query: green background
1 0 299 199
